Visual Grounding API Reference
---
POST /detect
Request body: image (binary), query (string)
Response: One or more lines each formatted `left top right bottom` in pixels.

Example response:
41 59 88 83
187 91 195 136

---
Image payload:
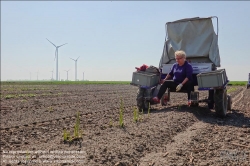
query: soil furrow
231 87 245 108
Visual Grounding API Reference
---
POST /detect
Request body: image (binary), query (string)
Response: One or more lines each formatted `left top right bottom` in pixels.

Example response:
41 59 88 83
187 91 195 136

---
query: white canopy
159 17 220 68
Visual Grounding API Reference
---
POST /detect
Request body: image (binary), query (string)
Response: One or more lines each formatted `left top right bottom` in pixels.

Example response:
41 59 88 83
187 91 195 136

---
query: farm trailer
131 16 232 118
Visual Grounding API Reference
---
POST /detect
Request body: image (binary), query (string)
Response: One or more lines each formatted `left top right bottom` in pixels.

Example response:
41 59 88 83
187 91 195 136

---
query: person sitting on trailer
152 50 194 106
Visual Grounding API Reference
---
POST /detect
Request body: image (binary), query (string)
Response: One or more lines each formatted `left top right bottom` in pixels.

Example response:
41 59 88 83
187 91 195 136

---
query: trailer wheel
143 100 150 112
208 89 214 109
227 95 232 111
161 93 169 106
208 102 214 109
190 101 199 107
136 88 145 112
161 89 170 106
214 89 227 118
136 88 150 112
190 92 199 107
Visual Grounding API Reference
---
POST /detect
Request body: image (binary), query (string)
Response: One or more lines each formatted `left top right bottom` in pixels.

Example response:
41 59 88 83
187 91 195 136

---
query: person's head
175 50 186 66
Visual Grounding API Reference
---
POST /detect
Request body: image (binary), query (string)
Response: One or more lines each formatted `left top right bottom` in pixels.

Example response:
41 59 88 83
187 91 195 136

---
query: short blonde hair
175 50 186 58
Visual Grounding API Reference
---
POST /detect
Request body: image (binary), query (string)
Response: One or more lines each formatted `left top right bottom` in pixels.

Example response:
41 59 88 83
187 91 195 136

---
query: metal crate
131 71 160 87
197 69 228 88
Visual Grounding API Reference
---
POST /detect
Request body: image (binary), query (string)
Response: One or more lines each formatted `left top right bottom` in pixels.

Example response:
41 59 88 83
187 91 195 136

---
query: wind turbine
70 57 80 81
46 38 67 81
65 69 70 81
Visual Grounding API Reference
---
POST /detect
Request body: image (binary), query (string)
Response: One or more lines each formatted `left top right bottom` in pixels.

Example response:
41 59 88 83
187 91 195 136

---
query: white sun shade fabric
159 17 220 67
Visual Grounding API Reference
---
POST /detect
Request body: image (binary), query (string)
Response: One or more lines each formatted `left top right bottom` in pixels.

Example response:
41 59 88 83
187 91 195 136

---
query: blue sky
1 1 250 81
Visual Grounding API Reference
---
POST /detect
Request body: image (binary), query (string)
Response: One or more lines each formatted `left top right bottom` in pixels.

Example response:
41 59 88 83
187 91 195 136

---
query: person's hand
176 84 183 92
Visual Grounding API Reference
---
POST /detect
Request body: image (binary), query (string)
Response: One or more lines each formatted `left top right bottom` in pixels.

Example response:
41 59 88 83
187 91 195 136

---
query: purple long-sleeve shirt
168 61 193 84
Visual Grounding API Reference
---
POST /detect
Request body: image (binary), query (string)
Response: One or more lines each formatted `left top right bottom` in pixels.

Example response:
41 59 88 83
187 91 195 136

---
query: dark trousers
157 80 194 100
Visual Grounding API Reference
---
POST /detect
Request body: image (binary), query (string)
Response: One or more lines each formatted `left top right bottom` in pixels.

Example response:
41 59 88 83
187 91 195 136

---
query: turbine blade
58 43 67 48
46 38 57 47
76 56 80 61
70 58 75 61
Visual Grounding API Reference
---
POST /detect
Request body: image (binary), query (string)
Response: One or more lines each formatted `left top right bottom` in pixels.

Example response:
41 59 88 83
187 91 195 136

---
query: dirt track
0 84 249 165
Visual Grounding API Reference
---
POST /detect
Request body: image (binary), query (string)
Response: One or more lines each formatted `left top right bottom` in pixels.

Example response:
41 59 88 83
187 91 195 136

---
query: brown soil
0 84 249 166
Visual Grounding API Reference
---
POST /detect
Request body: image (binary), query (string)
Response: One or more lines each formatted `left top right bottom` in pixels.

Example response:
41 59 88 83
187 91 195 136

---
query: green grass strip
228 81 247 86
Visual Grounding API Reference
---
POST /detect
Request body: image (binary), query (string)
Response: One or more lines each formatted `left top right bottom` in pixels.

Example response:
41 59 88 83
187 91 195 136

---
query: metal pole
56 49 58 81
75 61 77 81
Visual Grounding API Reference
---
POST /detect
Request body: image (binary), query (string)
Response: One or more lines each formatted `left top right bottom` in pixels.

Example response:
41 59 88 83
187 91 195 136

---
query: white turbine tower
70 57 80 81
46 38 67 81
65 69 70 81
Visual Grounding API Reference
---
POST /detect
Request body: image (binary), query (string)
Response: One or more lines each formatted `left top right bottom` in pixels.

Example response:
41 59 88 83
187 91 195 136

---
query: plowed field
1 84 249 166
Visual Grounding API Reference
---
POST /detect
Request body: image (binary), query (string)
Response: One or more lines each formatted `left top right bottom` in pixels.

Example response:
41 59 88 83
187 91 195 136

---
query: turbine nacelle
70 56 80 62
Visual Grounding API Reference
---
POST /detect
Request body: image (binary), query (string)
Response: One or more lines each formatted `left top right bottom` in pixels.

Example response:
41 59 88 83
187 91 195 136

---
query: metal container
131 71 160 87
197 69 228 88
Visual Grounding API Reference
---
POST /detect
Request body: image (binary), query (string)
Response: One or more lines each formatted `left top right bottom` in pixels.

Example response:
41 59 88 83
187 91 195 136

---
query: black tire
136 88 145 111
161 93 168 106
227 95 232 111
161 90 170 106
143 100 150 112
136 88 150 112
208 89 214 109
214 89 227 118
190 92 199 107
190 101 199 107
208 102 214 109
